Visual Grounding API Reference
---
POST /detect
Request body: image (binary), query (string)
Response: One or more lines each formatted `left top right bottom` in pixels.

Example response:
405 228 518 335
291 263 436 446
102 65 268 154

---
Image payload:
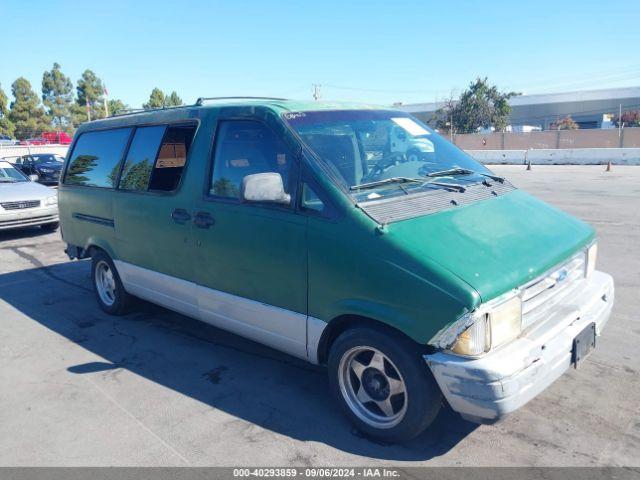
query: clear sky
2 0 639 109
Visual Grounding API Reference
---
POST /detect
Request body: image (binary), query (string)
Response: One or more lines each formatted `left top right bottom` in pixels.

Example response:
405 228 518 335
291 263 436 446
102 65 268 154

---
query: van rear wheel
91 251 131 315
328 326 442 443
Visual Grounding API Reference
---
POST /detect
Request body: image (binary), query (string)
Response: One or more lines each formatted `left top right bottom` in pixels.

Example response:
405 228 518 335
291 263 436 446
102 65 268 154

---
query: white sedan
0 160 59 231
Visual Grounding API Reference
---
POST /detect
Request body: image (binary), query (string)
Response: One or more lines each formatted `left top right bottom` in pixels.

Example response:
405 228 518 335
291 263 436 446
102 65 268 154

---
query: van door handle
171 208 191 224
193 211 215 229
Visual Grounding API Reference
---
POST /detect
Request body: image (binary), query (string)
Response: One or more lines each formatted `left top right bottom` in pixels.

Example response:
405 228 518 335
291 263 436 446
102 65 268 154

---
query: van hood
0 181 54 202
388 189 594 302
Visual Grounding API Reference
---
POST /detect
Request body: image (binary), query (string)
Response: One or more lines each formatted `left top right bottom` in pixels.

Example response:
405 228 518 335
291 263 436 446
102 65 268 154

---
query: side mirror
29 174 39 182
241 172 290 205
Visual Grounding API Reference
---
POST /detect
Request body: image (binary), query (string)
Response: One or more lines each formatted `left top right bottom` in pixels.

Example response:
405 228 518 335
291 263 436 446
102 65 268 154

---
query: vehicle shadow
0 260 478 461
0 226 55 241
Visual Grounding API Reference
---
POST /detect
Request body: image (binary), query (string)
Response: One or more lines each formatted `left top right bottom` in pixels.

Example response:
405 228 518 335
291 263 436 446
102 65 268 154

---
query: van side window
210 120 293 200
301 183 325 213
119 126 166 191
64 128 132 188
148 125 196 191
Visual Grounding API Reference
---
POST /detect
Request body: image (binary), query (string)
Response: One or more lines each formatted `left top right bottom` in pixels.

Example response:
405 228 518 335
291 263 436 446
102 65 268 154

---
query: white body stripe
115 260 199 318
114 260 326 363
307 316 328 364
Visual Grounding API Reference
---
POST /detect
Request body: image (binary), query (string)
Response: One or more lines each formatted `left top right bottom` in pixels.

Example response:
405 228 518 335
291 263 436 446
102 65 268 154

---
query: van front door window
209 120 293 201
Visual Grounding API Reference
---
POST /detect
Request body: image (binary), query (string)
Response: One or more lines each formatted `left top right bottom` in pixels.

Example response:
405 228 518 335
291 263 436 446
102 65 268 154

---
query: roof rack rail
195 96 289 106
110 104 190 118
111 108 146 117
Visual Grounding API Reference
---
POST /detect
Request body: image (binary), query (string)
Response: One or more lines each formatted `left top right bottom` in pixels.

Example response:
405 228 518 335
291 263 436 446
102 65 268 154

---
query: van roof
78 98 387 131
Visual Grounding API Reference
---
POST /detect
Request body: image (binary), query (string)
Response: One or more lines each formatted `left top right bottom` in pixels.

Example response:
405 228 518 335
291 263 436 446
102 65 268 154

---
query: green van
59 98 614 442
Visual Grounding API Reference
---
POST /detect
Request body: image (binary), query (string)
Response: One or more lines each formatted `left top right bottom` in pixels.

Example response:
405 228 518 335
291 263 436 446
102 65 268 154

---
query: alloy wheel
338 346 408 429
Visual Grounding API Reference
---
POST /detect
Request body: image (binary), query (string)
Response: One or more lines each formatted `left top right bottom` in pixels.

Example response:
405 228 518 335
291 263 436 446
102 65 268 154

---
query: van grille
521 253 586 329
1 200 41 210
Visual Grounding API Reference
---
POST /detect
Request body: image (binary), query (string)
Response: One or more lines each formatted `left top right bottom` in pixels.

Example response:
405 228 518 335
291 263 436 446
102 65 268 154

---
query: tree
212 177 239 198
431 96 456 133
143 88 165 109
165 91 183 107
108 99 128 116
8 77 50 139
0 83 15 137
65 154 98 185
75 69 105 124
42 63 73 132
612 110 640 128
143 88 183 109
436 77 518 134
119 159 153 190
553 115 579 130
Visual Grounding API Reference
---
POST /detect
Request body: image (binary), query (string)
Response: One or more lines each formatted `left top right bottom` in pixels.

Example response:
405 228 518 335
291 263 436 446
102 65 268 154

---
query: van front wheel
328 327 442 443
91 251 131 315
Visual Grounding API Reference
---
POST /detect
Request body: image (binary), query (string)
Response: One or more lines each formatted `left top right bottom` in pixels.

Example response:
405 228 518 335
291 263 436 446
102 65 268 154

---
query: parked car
58 99 614 443
0 134 18 145
12 153 64 185
42 131 72 145
0 160 59 231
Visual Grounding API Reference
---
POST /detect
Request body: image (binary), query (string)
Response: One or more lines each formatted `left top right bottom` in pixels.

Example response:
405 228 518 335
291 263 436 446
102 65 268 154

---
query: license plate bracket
572 322 596 368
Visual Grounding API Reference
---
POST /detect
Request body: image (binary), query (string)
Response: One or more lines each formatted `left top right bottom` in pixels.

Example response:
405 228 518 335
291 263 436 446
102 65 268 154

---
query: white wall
0 144 69 160
467 148 640 165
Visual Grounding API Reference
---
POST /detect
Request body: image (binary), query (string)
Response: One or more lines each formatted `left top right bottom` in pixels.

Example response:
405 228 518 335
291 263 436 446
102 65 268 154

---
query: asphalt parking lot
0 165 638 466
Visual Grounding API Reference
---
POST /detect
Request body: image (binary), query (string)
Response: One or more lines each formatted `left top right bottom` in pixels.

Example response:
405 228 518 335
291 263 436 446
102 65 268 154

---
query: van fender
83 236 118 262
314 298 416 354
328 298 417 334
309 298 421 365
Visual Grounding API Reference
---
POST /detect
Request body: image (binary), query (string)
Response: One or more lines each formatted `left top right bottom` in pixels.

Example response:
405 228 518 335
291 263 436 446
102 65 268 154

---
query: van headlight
430 293 523 357
450 314 490 356
486 295 522 349
585 242 597 278
45 195 57 206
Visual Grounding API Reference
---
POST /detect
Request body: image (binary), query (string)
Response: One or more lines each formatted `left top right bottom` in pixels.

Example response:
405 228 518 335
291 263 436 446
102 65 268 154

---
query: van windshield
283 110 491 201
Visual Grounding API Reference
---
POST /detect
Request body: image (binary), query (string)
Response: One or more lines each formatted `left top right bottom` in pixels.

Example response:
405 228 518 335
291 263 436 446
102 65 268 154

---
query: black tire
90 250 131 315
40 222 59 232
328 326 442 443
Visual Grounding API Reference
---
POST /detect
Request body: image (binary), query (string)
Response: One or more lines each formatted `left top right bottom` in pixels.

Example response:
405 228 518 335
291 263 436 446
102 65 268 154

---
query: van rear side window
119 126 166 191
64 128 132 188
148 125 196 191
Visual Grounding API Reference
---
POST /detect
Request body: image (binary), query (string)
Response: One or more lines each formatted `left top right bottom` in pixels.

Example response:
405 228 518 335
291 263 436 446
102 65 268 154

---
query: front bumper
37 171 61 185
0 205 59 230
425 270 614 423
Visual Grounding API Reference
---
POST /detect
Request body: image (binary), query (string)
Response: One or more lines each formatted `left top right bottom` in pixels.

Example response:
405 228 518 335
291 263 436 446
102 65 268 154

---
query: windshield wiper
352 176 468 195
427 167 504 183
350 177 422 191
422 180 467 192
